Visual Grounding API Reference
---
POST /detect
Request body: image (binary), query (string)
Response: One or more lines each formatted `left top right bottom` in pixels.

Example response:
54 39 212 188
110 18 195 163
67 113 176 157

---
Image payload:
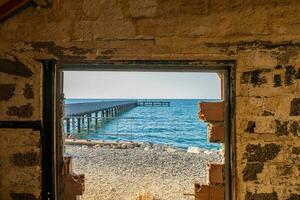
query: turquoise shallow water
65 99 221 150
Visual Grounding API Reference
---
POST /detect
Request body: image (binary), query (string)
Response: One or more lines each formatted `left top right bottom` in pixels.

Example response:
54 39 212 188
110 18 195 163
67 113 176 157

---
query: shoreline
65 138 223 154
64 142 223 200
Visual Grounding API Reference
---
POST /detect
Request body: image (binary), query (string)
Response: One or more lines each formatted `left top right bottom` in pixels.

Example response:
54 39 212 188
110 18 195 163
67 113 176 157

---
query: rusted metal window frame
46 60 236 200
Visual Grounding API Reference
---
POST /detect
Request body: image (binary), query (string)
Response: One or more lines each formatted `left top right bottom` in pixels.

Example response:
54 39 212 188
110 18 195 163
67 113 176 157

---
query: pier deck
137 101 170 107
63 100 171 134
65 100 137 116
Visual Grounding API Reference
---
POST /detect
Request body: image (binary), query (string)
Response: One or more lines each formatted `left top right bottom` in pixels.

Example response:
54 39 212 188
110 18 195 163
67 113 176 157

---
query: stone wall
236 49 300 199
0 0 300 199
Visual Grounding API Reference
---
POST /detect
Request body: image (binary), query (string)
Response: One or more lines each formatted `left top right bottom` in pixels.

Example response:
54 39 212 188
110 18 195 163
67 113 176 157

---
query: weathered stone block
245 121 256 133
23 84 34 99
266 164 300 186
129 0 158 18
0 59 33 78
242 163 264 182
287 194 300 200
10 152 39 167
240 69 271 87
275 120 289 136
10 192 37 200
0 84 15 101
236 97 263 117
244 143 281 162
291 147 300 155
273 74 282 87
285 66 299 86
290 98 300 116
245 191 278 200
7 103 33 118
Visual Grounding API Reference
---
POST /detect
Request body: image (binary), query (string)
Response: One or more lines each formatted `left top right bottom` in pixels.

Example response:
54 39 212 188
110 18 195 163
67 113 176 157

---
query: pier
137 101 170 107
64 100 137 134
64 100 171 134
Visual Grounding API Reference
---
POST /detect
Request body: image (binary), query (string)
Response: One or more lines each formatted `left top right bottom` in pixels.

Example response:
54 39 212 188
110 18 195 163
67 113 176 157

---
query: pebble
65 144 223 200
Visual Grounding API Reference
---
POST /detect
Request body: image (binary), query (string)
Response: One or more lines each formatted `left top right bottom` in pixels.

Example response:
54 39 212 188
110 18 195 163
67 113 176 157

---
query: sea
64 99 221 150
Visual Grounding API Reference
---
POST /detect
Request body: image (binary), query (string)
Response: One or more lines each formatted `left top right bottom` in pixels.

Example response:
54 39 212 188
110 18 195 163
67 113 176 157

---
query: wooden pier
137 101 170 107
64 100 171 134
64 100 137 134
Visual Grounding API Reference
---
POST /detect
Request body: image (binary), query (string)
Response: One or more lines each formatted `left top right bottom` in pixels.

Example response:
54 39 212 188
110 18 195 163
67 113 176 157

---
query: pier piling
64 100 170 135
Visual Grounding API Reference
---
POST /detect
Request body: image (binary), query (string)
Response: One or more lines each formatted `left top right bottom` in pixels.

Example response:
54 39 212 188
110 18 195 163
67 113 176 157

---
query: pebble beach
65 142 224 200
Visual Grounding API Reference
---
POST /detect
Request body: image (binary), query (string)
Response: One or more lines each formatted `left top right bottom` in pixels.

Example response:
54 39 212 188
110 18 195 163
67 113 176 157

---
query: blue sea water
64 99 221 150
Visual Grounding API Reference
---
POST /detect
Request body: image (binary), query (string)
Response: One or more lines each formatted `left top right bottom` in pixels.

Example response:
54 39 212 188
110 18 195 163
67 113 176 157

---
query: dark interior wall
0 0 300 199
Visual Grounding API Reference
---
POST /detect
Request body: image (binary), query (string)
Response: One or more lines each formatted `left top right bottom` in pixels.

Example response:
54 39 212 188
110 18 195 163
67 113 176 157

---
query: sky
63 71 221 99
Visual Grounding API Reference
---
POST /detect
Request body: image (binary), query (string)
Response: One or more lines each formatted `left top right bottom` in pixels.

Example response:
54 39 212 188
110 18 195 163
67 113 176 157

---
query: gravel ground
65 144 223 200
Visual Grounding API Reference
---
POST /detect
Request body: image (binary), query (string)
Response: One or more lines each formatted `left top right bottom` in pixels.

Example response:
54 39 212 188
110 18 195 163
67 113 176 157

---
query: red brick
208 123 225 143
209 164 225 184
199 102 224 122
195 184 225 200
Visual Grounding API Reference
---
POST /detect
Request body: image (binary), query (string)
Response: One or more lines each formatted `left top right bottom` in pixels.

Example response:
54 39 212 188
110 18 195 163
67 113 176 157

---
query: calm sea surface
65 99 221 150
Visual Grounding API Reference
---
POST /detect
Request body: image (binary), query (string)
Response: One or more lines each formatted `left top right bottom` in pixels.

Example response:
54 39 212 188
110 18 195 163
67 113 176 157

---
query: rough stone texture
7 103 33 118
0 84 15 101
276 165 293 176
290 98 300 116
287 194 300 200
0 0 300 199
242 163 264 181
10 192 37 200
0 58 41 121
245 121 256 133
10 152 39 167
244 144 281 162
292 147 300 155
289 121 300 137
0 59 33 78
245 192 278 200
23 84 34 99
241 69 270 87
273 74 282 87
275 120 289 136
0 129 41 200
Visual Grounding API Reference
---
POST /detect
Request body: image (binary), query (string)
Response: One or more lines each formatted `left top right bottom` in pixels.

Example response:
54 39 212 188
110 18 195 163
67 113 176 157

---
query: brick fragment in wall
10 192 37 200
23 84 34 99
6 103 33 118
240 69 271 87
287 194 300 200
0 59 33 78
273 74 282 87
245 192 278 200
292 147 300 155
290 98 300 116
242 163 264 181
244 144 281 162
245 121 256 133
275 120 289 136
289 121 300 136
10 152 39 167
0 84 15 101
